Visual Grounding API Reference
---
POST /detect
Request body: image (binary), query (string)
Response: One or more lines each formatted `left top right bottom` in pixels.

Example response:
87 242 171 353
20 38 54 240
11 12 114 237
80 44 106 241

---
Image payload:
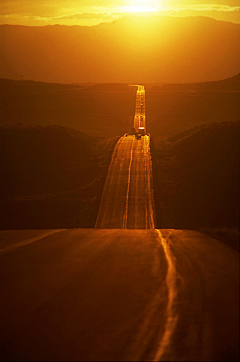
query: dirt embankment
151 121 240 250
0 125 119 229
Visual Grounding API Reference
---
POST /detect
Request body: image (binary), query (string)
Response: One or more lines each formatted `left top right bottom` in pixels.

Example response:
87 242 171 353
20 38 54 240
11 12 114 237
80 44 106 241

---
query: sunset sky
1 0 240 26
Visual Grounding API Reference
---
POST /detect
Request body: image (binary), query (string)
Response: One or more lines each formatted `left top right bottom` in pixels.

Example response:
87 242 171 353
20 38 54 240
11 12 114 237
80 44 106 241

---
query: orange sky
1 0 240 26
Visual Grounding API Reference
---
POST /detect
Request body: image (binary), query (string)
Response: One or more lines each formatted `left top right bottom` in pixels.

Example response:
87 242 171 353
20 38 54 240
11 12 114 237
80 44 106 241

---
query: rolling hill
1 75 240 138
152 121 240 242
0 125 118 229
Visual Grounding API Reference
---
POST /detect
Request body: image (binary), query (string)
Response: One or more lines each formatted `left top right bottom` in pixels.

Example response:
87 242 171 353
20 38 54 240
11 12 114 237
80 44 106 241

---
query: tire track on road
0 230 65 255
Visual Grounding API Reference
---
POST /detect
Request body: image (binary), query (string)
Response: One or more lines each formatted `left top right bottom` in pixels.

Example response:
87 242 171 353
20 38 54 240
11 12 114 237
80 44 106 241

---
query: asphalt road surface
0 88 239 360
133 85 146 131
95 135 155 229
0 228 238 361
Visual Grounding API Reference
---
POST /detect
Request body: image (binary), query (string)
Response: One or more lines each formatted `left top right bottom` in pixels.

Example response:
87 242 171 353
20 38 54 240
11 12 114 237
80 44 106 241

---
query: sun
122 0 160 13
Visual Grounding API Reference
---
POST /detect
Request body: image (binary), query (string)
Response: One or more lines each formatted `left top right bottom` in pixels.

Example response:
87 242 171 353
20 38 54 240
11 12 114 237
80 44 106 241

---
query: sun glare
122 5 158 13
122 0 159 13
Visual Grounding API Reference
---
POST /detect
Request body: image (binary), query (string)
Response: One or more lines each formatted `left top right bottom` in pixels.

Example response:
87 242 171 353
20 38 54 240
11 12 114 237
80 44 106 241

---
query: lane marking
95 137 123 228
144 137 149 229
146 136 156 229
122 138 134 228
0 230 64 255
154 229 178 361
134 138 142 229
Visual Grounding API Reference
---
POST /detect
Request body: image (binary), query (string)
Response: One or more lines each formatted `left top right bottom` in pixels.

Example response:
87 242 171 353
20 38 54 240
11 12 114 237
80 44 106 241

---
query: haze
1 0 240 26
1 15 240 83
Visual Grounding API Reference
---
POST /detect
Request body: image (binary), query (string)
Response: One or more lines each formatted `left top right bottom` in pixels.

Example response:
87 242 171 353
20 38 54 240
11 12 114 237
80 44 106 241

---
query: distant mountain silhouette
156 72 240 91
1 16 240 83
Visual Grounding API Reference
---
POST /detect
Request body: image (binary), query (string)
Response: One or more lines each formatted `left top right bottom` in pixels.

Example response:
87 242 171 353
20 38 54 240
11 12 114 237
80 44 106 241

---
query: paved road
0 229 239 361
95 135 155 229
1 86 239 361
133 85 146 131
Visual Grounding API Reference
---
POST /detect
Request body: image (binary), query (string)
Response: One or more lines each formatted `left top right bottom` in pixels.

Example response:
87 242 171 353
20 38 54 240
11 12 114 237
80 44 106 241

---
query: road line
144 140 148 228
122 138 134 228
0 230 64 255
146 136 156 229
134 139 141 229
95 137 122 228
154 229 178 361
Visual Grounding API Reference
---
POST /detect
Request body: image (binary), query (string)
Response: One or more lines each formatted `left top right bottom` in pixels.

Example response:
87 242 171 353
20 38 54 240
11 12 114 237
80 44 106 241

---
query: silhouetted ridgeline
151 73 240 92
151 121 239 249
1 16 240 83
0 125 119 229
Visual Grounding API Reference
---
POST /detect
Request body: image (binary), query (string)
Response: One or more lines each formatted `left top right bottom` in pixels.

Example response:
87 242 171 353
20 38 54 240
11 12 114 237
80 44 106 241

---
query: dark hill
0 78 136 138
156 73 240 92
0 125 96 196
152 121 240 248
146 75 240 137
0 125 118 229
1 77 240 138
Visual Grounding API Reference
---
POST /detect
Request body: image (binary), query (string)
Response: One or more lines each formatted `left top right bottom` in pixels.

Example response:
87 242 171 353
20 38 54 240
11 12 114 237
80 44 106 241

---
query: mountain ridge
1 16 239 84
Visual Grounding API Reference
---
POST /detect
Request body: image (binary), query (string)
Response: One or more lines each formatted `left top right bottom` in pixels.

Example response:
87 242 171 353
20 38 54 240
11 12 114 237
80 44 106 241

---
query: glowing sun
123 0 159 13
